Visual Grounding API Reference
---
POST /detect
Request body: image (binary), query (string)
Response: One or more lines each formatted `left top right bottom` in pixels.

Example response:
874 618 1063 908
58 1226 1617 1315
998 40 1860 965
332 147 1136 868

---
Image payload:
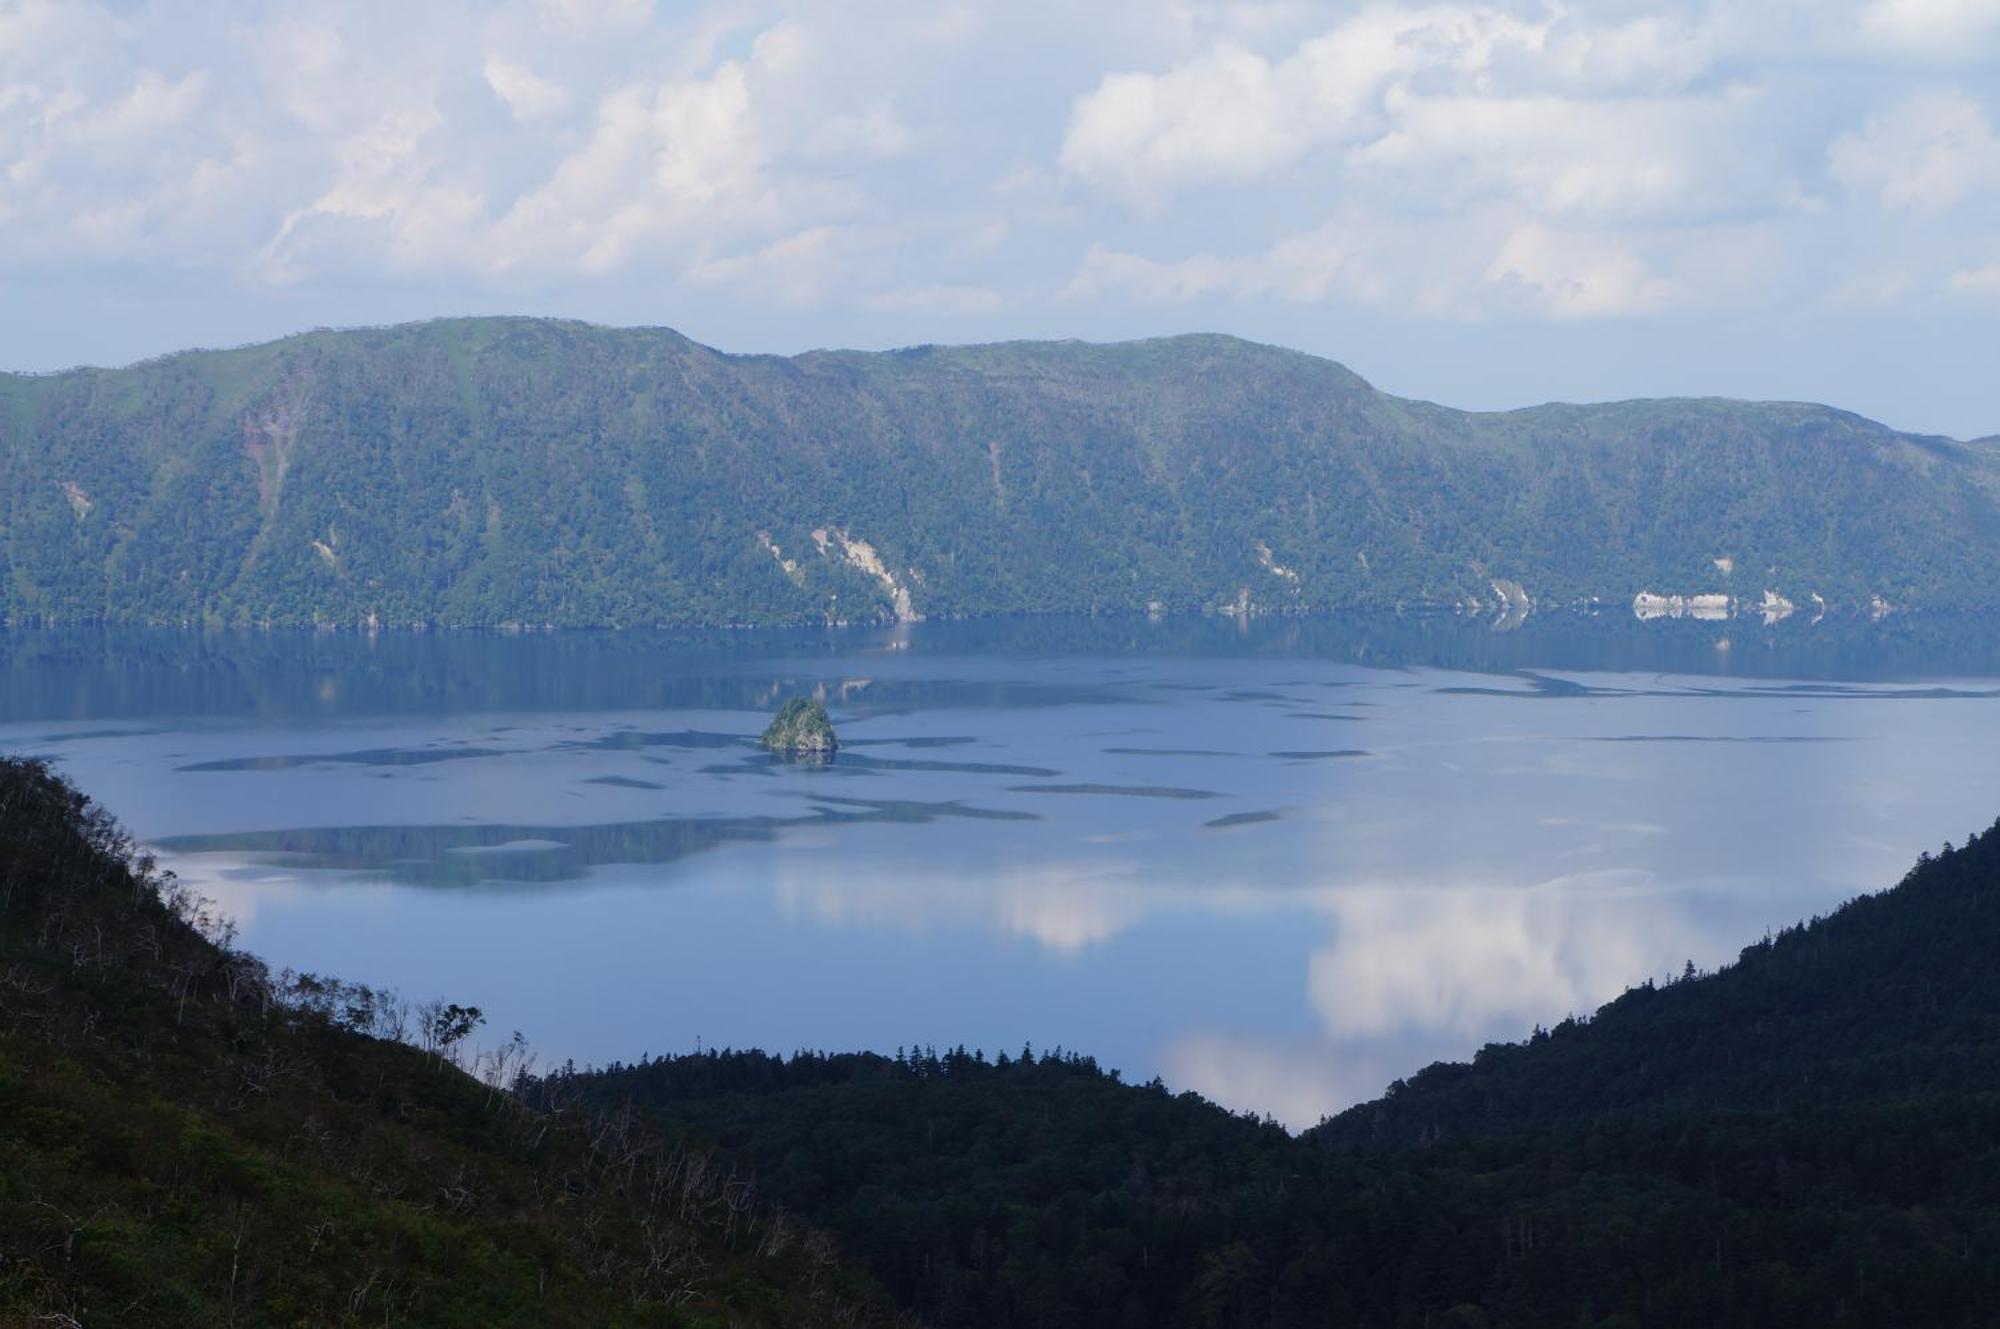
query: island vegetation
759 697 838 755
2 317 1996 629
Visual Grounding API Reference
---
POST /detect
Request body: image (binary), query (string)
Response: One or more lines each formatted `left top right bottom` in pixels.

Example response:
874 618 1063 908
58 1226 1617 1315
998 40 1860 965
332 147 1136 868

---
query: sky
2 0 1998 437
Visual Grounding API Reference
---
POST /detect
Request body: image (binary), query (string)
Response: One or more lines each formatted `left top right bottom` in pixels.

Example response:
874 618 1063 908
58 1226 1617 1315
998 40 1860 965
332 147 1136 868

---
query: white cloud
484 82 692 273
1067 215 1681 319
1829 89 2000 211
252 14 889 283
1950 262 2000 296
1060 43 1309 206
1349 89 1778 226
63 69 210 147
1860 0 2000 55
484 57 573 121
247 18 358 134
1485 223 1675 318
1049 3 1807 319
864 283 1006 314
1058 4 1743 209
1065 225 1356 304
533 0 658 36
797 102 916 161
685 226 844 306
262 103 488 278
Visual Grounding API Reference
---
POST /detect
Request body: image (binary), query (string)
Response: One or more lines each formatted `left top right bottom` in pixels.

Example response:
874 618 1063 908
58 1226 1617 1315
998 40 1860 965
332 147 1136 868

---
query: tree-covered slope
1314 824 2000 1150
573 825 2000 1329
0 756 899 1328
3 317 1997 627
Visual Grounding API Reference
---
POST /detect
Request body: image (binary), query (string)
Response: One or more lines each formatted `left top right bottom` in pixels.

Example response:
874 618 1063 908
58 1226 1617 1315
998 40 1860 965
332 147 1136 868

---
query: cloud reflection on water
1305 870 1699 1040
762 844 1742 1125
774 859 1158 953
1162 1034 1371 1131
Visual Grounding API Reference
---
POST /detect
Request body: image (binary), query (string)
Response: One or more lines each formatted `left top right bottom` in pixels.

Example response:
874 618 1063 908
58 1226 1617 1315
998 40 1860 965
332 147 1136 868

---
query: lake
8 614 2000 1127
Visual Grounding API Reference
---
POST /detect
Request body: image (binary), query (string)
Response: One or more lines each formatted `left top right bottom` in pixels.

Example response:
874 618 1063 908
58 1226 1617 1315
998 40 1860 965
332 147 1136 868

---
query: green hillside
0 756 897 1328
3 318 1996 627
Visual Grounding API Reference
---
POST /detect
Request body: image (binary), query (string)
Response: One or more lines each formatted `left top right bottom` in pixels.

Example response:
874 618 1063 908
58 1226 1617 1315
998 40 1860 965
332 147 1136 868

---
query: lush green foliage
5 318 1998 627
567 826 2000 1328
760 698 837 753
0 757 898 1328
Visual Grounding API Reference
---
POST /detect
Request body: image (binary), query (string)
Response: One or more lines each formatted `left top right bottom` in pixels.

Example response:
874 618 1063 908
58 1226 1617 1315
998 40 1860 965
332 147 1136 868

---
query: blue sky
3 0 1998 436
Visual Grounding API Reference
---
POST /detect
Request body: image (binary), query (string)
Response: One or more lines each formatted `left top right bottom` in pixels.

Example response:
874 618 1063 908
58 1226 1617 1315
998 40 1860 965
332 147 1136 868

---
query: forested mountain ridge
3 317 1997 627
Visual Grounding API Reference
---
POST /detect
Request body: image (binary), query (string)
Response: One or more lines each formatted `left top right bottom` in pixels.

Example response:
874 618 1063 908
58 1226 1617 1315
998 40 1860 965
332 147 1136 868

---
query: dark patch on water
1715 683 2000 701
1103 747 1240 757
695 760 784 777
842 736 980 749
1007 783 1219 800
1440 675 2000 704
568 729 749 752
1205 810 1282 829
1268 749 1371 760
835 752 1060 777
179 747 511 772
584 775 666 790
698 751 1057 778
797 794 1040 823
155 795 1040 887
1590 735 1851 744
1435 672 1602 699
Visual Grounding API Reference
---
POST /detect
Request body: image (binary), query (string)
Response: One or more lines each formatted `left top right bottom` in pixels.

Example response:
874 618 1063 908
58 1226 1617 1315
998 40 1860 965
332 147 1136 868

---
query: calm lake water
9 616 2000 1127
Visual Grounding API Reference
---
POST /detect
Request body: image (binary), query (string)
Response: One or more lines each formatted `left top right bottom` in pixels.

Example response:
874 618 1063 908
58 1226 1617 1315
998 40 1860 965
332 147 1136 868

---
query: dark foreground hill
4 318 1998 627
570 827 2000 1328
0 756 899 1328
15 750 2000 1326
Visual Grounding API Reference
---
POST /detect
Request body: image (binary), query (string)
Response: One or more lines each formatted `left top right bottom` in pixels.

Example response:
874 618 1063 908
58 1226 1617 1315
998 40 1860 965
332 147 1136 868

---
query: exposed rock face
1633 591 1732 621
1484 578 1532 629
1255 540 1300 585
813 527 921 623
761 698 838 755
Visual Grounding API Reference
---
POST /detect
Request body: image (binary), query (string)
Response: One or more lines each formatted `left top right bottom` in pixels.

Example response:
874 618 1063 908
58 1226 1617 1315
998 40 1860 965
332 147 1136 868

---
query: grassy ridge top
3 317 1996 628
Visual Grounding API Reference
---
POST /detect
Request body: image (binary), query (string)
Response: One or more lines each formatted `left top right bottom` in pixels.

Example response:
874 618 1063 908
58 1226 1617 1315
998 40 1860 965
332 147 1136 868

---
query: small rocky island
760 697 838 756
